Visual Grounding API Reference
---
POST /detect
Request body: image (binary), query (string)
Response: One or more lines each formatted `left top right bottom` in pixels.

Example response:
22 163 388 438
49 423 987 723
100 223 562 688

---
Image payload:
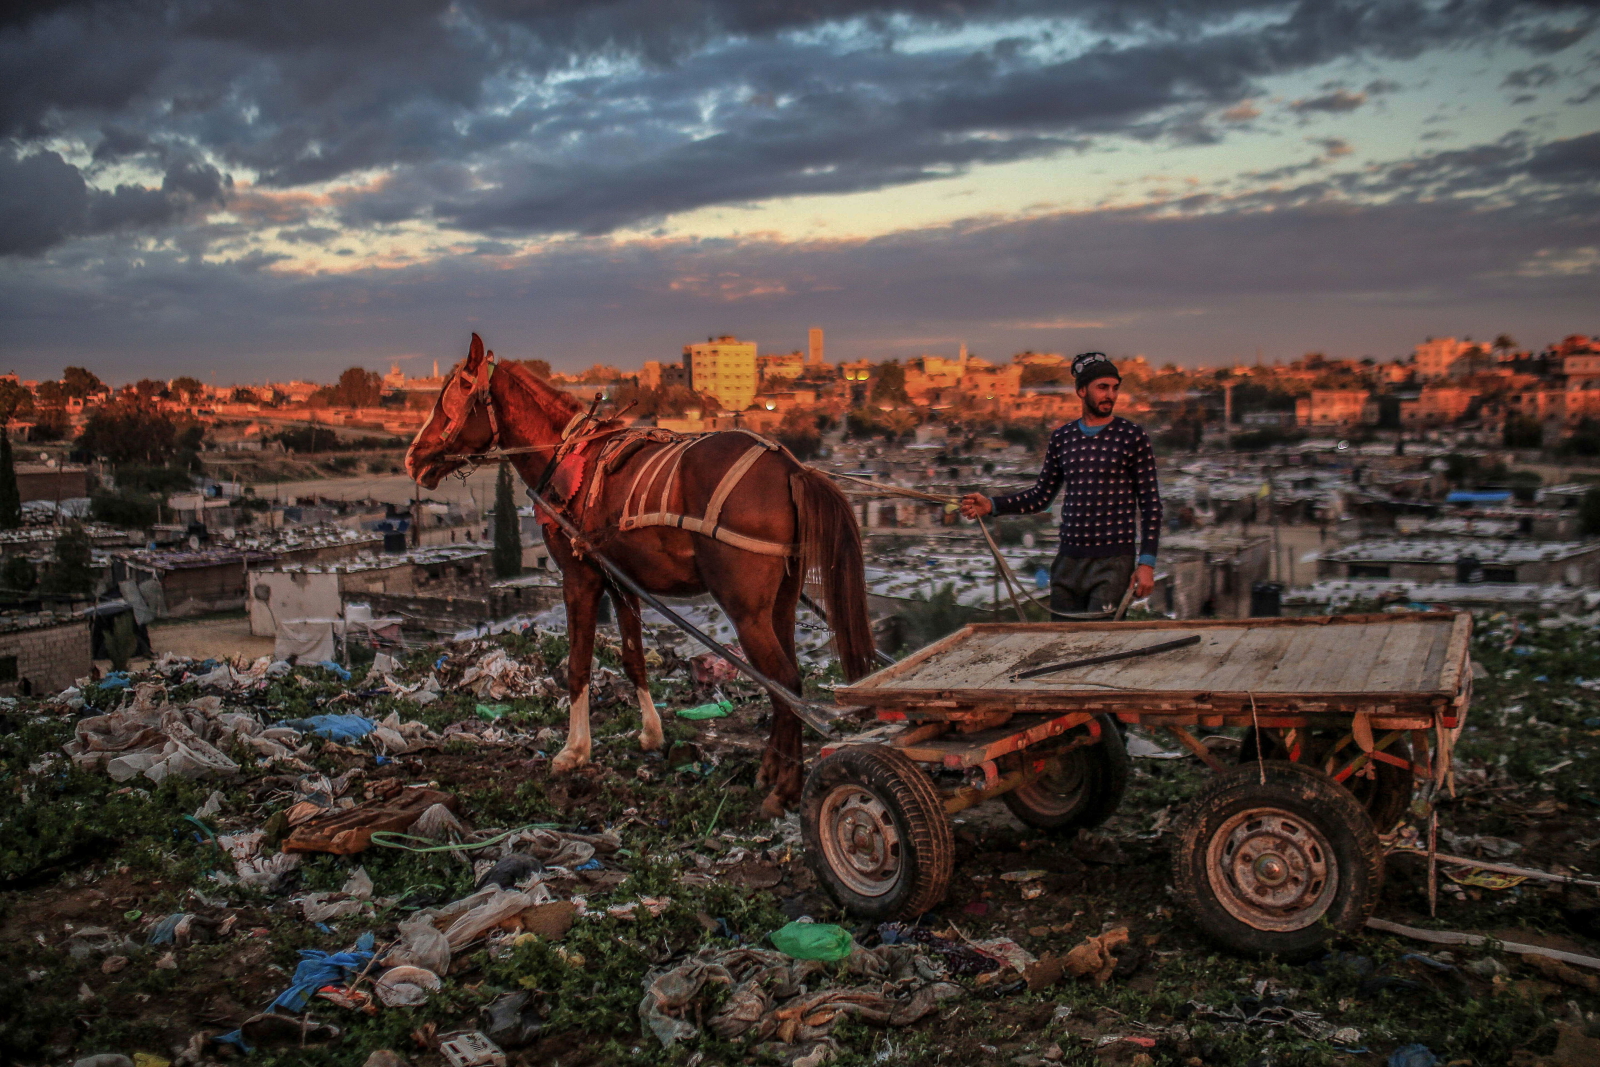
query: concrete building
246 545 490 636
1317 539 1600 585
1284 579 1591 617
15 463 88 503
1413 337 1478 380
809 327 825 367
1401 386 1478 428
1295 390 1371 430
1161 532 1273 619
0 611 91 696
683 335 758 411
756 351 807 385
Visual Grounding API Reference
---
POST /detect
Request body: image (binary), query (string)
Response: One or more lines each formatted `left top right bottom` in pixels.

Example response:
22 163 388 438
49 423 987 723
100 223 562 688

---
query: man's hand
1130 564 1155 599
959 493 993 519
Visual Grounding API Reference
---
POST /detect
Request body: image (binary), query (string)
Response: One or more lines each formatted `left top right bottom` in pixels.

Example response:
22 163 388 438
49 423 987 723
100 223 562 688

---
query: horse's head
405 333 499 489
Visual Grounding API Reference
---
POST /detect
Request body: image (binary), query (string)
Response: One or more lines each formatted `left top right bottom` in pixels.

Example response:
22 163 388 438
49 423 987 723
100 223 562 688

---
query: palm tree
1492 334 1517 360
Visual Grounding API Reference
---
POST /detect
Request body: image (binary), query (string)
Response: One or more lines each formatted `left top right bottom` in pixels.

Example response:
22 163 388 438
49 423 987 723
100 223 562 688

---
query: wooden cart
801 612 1472 959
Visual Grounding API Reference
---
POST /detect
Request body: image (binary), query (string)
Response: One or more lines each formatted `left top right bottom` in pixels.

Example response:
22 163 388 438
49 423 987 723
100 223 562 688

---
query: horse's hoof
640 726 664 752
759 791 790 819
551 748 589 774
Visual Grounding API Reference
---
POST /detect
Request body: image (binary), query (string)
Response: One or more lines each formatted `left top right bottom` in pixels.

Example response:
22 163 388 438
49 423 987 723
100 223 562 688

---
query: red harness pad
550 448 587 502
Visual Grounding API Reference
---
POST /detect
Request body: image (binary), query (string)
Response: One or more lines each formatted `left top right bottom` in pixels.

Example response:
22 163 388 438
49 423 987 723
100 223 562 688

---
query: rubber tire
1171 762 1384 960
1240 728 1413 832
1002 714 1131 831
801 746 955 920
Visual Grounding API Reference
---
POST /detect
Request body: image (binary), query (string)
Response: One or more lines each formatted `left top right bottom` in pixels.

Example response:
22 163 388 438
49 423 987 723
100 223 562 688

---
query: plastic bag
677 701 732 720
769 921 854 961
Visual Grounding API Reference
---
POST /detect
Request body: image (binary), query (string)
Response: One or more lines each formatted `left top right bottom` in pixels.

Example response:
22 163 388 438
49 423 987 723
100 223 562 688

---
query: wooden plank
1362 621 1430 692
845 624 977 691
1325 620 1397 693
1195 626 1299 693
1436 613 1473 695
1381 621 1452 692
900 631 1034 690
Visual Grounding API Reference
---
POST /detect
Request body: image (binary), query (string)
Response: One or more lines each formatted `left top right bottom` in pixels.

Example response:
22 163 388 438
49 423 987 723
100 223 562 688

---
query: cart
801 612 1472 959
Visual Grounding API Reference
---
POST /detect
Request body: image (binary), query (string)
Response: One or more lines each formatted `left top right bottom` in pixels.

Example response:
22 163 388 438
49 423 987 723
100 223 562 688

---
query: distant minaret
808 327 824 366
959 343 968 371
433 359 439 378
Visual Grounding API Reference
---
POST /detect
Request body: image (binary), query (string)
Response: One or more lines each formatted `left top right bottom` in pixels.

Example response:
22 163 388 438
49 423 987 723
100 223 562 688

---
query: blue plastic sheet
279 714 377 743
269 931 375 1013
315 660 352 681
98 671 131 690
1388 1045 1438 1067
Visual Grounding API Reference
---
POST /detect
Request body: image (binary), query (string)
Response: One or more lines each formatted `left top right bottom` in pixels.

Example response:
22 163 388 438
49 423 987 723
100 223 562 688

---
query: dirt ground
148 613 276 663
3 617 1597 1067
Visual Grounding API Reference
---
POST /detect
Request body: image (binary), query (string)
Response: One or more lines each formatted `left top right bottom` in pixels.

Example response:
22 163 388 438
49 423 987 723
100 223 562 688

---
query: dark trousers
1050 553 1135 617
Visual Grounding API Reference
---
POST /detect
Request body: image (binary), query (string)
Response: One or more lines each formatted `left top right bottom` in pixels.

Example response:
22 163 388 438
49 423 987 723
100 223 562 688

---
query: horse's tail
791 467 876 682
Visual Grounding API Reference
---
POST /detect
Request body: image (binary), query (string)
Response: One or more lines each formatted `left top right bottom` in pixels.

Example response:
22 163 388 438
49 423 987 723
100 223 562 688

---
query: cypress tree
0 430 20 530
492 461 523 579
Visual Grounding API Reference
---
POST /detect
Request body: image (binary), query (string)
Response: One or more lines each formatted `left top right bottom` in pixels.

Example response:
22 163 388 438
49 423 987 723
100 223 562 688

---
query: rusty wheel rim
1010 753 1087 817
817 785 901 898
1206 806 1336 932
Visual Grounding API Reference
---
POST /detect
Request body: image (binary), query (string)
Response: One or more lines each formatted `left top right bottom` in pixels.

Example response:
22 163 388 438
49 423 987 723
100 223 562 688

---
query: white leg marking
638 685 663 751
552 685 591 772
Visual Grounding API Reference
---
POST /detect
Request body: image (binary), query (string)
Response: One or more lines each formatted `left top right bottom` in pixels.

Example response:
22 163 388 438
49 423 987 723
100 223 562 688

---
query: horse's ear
466 333 486 370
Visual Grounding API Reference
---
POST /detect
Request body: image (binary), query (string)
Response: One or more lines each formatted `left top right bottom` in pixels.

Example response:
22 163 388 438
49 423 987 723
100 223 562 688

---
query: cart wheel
801 745 954 920
1002 714 1129 831
1241 729 1413 832
1172 762 1383 960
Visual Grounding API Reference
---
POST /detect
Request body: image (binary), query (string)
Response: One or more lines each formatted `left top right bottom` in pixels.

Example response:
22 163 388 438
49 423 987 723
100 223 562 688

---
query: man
961 352 1162 616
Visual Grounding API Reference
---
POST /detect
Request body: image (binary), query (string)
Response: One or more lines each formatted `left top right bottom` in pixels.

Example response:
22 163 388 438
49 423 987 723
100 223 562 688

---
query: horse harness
431 354 798 558
544 422 801 559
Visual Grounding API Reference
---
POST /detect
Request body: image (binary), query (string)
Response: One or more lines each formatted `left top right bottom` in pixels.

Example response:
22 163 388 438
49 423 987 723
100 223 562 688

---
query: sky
1 0 1597 384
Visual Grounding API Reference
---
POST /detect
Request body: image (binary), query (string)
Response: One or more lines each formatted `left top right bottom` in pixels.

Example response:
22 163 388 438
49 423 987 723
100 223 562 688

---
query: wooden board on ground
841 613 1470 719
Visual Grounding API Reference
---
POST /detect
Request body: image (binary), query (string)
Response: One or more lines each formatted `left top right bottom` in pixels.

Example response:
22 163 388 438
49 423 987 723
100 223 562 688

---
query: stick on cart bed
799 611 1472 959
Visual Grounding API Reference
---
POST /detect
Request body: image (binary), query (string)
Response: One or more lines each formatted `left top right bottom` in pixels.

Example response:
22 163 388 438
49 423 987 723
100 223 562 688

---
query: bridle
426 358 605 482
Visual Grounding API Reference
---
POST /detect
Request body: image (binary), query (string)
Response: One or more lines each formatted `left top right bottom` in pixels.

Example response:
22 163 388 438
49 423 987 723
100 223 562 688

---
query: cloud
1311 137 1355 158
1526 131 1600 183
1 0 1595 254
1502 64 1559 89
0 147 231 256
1290 89 1366 113
1220 100 1262 122
2 138 1594 379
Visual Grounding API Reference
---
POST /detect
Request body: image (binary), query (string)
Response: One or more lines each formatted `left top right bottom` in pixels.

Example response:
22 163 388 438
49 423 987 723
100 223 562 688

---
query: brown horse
405 335 875 813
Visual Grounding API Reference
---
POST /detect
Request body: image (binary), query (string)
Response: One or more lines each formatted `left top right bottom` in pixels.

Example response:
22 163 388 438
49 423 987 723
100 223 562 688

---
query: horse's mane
497 358 584 433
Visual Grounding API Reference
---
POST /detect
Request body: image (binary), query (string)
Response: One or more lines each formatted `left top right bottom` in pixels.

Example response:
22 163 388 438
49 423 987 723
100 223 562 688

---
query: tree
231 387 258 403
0 428 19 530
61 367 105 399
0 380 33 421
870 361 909 405
1492 334 1517 358
776 409 822 461
492 462 523 579
1 554 36 592
310 367 383 408
170 376 205 402
132 379 169 400
76 398 178 465
42 525 95 598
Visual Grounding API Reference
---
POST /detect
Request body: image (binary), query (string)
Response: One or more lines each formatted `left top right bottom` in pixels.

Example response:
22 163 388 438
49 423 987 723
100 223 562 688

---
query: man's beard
1087 397 1115 417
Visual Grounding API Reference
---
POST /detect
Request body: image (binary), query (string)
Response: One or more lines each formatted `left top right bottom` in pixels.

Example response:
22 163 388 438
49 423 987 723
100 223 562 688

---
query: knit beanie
1072 352 1120 390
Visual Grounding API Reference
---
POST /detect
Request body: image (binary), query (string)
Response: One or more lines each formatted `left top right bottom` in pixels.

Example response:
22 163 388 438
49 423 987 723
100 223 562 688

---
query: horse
405 334 876 814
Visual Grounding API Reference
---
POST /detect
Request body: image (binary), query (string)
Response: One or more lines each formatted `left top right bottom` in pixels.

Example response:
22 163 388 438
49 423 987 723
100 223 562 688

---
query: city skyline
1 1 1596 380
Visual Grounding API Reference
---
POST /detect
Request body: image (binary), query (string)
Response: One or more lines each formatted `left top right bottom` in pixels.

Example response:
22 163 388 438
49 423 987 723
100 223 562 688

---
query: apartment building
683 335 758 411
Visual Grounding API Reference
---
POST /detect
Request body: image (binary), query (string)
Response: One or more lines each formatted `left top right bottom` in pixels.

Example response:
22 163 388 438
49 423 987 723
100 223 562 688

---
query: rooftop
1321 539 1600 564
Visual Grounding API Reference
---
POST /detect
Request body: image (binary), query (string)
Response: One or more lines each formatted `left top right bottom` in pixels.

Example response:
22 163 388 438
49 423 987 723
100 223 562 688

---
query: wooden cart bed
838 613 1471 726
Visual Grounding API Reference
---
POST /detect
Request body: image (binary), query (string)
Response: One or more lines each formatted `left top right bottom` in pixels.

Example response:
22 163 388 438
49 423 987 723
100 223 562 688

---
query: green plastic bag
476 703 511 721
769 921 854 961
677 700 732 720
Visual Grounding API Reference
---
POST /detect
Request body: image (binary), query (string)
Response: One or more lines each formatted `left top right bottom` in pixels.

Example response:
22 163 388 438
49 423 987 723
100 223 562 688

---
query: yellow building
683 335 758 411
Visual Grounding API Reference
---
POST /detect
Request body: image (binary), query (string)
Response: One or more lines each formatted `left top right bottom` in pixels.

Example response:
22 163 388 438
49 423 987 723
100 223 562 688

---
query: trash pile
6 611 1598 1067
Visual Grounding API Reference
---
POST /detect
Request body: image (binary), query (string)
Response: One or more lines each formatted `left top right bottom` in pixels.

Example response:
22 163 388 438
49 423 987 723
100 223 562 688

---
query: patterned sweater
990 417 1163 560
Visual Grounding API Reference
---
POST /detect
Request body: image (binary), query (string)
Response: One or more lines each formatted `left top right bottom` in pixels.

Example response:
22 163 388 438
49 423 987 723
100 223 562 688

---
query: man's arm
986 433 1065 516
1130 429 1162 596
